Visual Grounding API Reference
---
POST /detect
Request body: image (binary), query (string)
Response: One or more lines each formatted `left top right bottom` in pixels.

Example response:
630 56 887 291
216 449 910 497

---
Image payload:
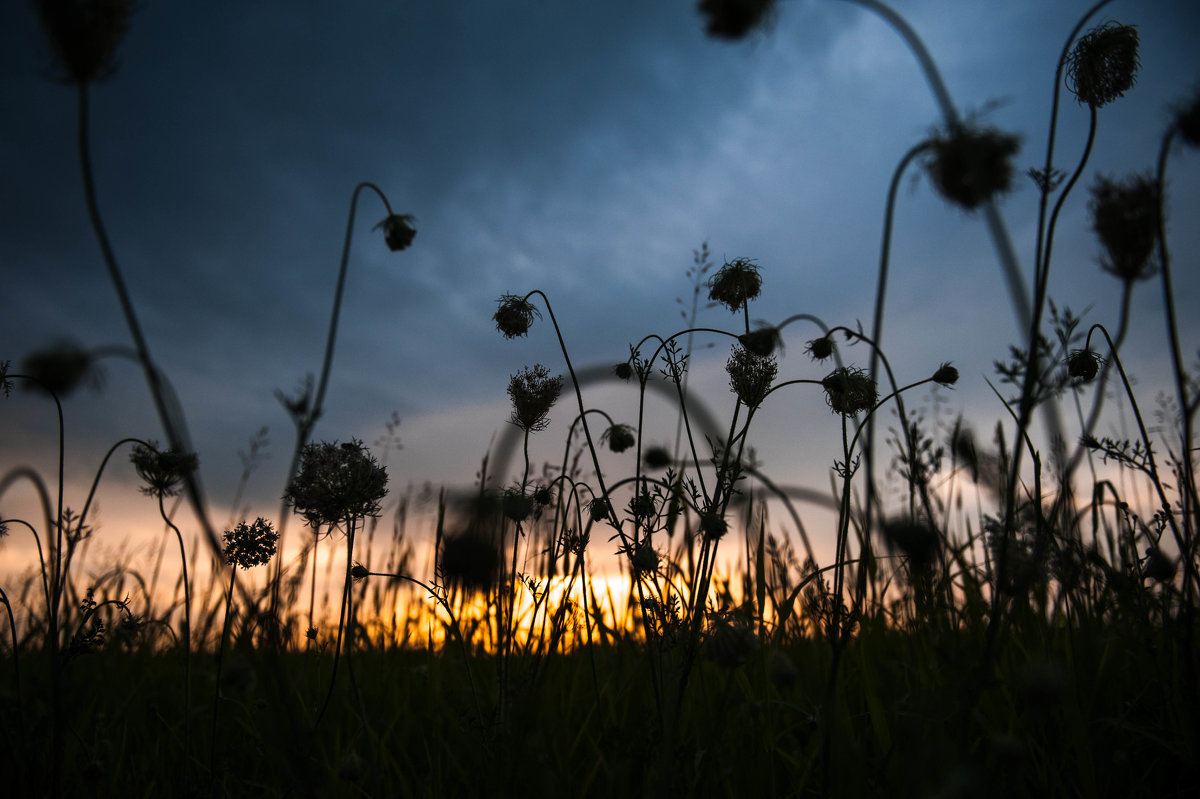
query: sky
2 0 1199 591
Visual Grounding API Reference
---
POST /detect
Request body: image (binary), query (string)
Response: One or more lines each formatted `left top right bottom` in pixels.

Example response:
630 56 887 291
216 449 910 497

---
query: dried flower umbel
1067 349 1103 383
707 257 763 313
374 214 417 251
726 344 777 409
34 0 137 84
223 518 279 570
821 367 878 416
925 123 1021 211
1088 173 1160 283
507 364 563 433
21 341 98 397
1065 22 1140 108
738 326 781 357
494 294 540 339
283 439 388 528
130 443 197 498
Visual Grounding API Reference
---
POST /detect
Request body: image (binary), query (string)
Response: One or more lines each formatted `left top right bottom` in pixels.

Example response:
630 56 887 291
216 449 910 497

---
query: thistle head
821 366 877 416
283 439 388 528
130 443 197 498
707 257 763 313
34 0 137 84
1066 22 1140 108
493 294 540 339
507 364 562 433
925 123 1021 211
603 423 637 453
374 214 417 251
726 344 777 409
21 341 99 397
697 0 779 41
1088 173 1159 283
223 518 279 570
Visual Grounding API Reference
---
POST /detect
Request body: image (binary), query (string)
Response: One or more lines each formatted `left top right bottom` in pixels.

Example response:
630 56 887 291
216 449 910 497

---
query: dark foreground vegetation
4 1 1200 796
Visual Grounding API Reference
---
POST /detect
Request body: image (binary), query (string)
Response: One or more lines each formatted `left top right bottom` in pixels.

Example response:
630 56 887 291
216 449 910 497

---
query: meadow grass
3 0 1200 796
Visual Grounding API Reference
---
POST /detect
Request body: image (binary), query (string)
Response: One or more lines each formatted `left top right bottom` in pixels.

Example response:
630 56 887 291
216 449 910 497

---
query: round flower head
698 0 778 40
932 362 959 387
1067 349 1103 383
507 364 563 433
738 326 781 357
603 423 637 453
1066 22 1140 108
821 367 878 416
925 123 1021 211
130 443 197 498
643 446 672 470
34 0 137 84
501 487 534 522
628 490 656 521
283 439 388 528
374 214 417 251
223 518 279 570
493 294 540 339
1088 173 1159 283
21 341 98 397
805 336 835 361
707 257 763 313
350 562 370 581
630 539 659 576
588 497 612 523
613 361 634 381
726 344 777 409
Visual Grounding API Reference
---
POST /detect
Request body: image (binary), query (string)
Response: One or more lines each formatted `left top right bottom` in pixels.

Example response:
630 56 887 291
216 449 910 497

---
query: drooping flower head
1088 173 1159 283
21 341 99 397
726 344 777 409
493 294 540 339
1067 349 1103 383
507 364 563 433
223 518 279 570
821 367 878 416
932 362 959 387
738 325 781 357
805 336 835 361
283 439 388 528
707 257 763 313
1175 86 1200 146
697 0 779 40
374 214 417 251
925 123 1022 211
130 443 197 498
603 423 637 453
1065 22 1140 108
34 0 137 84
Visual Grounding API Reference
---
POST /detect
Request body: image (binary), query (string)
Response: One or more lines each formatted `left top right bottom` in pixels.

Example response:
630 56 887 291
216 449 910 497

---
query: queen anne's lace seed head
130 444 197 498
925 124 1021 211
821 367 878 416
507 364 562 433
1066 22 1140 109
707 258 763 313
375 214 417 251
223 518 279 570
1088 173 1159 283
494 294 540 339
34 0 137 84
283 439 388 528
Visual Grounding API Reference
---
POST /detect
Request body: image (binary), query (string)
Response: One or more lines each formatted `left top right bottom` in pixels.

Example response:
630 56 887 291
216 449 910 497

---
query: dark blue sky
2 1 1199 575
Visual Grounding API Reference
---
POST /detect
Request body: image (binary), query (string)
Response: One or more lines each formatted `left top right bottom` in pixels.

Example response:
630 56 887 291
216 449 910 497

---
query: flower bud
726 344 777 409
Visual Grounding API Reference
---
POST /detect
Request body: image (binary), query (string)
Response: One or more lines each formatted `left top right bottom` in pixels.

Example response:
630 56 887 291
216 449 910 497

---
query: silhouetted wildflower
283 439 388 528
34 0 137 84
630 539 659 576
805 336 834 361
130 443 197 498
494 294 540 338
628 489 656 522
881 519 940 571
726 344 777 409
821 367 877 416
440 533 498 592
21 341 99 397
925 123 1021 211
533 485 553 506
1175 87 1200 146
223 518 279 570
1066 22 1139 108
374 214 417 251
698 0 778 40
700 512 728 541
707 257 762 312
643 446 672 470
603 423 637 453
350 562 370 581
507 364 562 433
613 361 634 381
588 497 612 523
501 487 534 522
706 615 757 668
0 360 12 397
1089 173 1159 283
738 325 781 357
932 362 959 387
1067 349 1103 383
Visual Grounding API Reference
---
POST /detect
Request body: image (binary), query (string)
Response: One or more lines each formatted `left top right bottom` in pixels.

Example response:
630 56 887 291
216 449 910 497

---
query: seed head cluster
223 518 279 570
507 364 563 433
283 439 388 528
1066 22 1140 109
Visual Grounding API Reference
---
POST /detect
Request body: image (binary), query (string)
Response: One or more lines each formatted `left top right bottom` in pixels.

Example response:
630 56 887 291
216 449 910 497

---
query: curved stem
159 492 192 769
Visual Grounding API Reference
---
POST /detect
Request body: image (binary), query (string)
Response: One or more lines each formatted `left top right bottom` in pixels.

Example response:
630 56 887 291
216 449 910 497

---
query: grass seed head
1066 22 1140 108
